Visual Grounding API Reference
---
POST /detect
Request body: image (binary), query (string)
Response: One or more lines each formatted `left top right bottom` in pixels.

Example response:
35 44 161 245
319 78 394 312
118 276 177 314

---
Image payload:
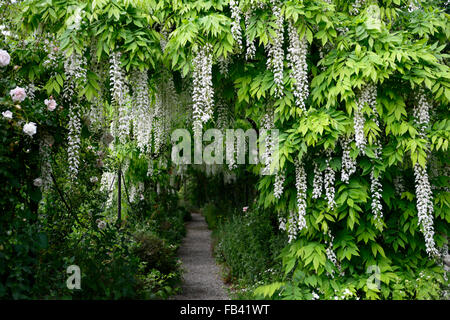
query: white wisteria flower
230 0 243 50
97 220 107 230
2 110 12 119
273 170 285 199
266 0 284 98
44 97 57 111
287 21 309 113
33 178 43 187
10 86 27 103
0 49 11 67
90 176 98 183
324 154 336 210
294 159 307 232
23 122 37 137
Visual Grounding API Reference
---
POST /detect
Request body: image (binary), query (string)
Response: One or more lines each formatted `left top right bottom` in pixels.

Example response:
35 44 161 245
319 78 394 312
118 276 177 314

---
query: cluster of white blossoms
412 91 438 257
350 0 366 15
88 41 106 129
10 86 27 103
312 163 323 199
407 0 421 12
218 56 229 76
39 133 54 191
324 154 336 210
340 137 357 184
287 21 309 113
2 110 12 119
294 159 308 232
44 97 57 111
287 210 299 243
369 94 384 227
230 0 243 51
192 44 214 138
245 9 256 60
100 171 116 208
42 37 60 69
260 111 275 175
67 105 81 180
129 182 145 202
64 50 86 180
132 69 152 153
266 0 284 98
147 160 154 177
414 164 438 257
23 122 37 137
278 213 287 231
0 49 11 67
109 51 128 106
370 168 383 227
63 50 87 100
324 230 342 278
273 170 285 199
109 51 131 144
353 84 377 153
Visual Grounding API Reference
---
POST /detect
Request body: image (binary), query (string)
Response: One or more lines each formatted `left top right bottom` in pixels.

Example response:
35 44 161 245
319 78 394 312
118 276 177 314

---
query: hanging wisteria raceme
414 164 438 257
266 0 284 98
147 159 154 177
153 90 164 154
340 136 356 184
312 163 323 199
350 0 366 15
192 44 214 138
324 230 342 278
39 133 54 192
353 84 377 153
412 91 438 257
370 167 383 227
109 51 131 144
245 9 256 60
368 89 384 228
218 56 229 77
63 50 86 180
100 171 115 208
278 213 287 231
160 29 169 52
260 111 274 175
287 21 309 113
88 40 106 129
273 170 285 199
67 105 81 180
109 52 128 106
132 69 152 153
324 153 336 210
287 210 299 243
230 0 243 51
294 159 307 232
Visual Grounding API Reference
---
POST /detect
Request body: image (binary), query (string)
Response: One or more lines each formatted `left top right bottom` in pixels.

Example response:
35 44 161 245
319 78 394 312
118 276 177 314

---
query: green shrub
132 230 179 275
214 208 286 285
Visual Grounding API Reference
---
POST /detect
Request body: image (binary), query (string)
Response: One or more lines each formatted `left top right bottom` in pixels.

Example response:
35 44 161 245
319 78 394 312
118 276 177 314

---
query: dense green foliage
0 0 448 300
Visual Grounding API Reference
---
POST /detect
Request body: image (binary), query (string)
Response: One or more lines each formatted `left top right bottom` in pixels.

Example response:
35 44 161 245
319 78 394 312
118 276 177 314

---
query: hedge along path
172 212 229 300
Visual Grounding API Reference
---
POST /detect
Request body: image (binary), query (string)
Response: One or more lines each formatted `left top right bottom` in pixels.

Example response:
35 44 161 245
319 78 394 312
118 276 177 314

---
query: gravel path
172 212 229 300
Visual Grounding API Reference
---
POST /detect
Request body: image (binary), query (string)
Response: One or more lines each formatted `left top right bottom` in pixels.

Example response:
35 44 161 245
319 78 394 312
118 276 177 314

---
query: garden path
172 212 229 300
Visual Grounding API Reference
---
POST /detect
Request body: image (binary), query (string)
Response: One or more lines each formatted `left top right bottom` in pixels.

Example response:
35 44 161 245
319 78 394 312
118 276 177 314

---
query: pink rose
44 97 57 111
0 49 10 67
243 206 248 212
10 86 27 103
